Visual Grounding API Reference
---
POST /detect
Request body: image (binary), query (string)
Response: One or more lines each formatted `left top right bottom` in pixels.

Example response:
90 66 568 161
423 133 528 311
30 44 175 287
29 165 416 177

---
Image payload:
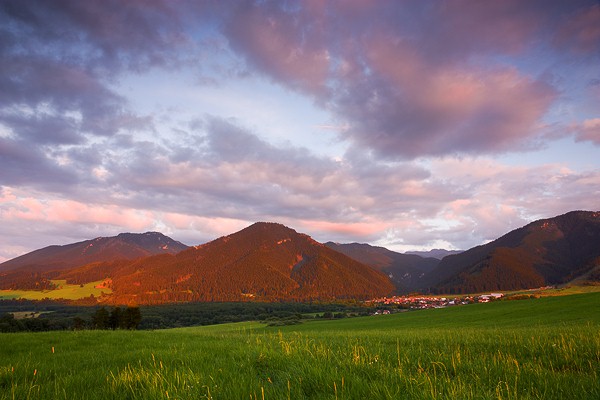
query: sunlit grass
1 292 599 399
0 279 111 301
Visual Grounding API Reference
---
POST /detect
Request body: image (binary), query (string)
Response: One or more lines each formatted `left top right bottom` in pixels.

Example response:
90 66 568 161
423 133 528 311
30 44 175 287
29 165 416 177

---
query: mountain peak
98 222 395 303
0 232 188 273
245 221 296 233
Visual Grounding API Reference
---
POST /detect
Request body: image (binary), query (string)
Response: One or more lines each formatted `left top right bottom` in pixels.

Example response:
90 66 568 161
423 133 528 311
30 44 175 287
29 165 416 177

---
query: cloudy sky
1 0 599 262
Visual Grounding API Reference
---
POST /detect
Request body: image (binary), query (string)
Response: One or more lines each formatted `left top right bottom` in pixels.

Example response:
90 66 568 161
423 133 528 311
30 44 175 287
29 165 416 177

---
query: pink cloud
225 2 330 95
573 118 600 145
296 219 392 243
220 1 599 160
427 157 600 244
161 213 250 239
340 35 558 157
1 195 155 231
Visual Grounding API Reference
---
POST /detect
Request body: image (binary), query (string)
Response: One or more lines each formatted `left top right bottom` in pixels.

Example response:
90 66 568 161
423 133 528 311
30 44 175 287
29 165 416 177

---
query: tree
91 307 109 329
72 317 86 330
109 307 122 330
122 307 142 330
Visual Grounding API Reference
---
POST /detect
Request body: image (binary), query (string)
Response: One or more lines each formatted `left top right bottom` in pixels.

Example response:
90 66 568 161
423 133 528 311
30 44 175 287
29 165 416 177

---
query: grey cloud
88 116 457 226
0 137 78 187
0 112 82 145
0 0 193 74
0 1 167 193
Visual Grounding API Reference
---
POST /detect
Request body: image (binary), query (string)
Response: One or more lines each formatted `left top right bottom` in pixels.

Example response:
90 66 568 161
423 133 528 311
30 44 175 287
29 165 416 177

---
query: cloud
93 117 352 221
573 118 600 145
2 148 599 260
336 41 556 158
221 1 588 159
1 1 598 261
0 1 163 192
0 187 251 261
91 120 599 245
0 0 193 73
224 1 330 95
0 136 79 187
554 4 600 54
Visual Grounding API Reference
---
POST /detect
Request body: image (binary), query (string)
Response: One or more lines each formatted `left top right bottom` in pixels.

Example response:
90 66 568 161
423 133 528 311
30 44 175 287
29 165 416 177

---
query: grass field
1 292 599 399
0 280 111 301
511 284 600 297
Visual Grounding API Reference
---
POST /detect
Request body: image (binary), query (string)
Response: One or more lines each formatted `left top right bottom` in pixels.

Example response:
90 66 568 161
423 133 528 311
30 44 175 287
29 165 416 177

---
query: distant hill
405 249 463 259
33 223 395 304
325 242 439 292
0 232 189 273
427 211 600 293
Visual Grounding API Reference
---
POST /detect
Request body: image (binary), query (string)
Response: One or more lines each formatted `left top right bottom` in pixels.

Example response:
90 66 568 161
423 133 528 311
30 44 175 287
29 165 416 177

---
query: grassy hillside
1 293 599 399
0 280 111 301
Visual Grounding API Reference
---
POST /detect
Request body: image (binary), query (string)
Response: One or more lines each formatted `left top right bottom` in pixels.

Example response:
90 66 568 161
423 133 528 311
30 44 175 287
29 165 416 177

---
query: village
368 293 504 314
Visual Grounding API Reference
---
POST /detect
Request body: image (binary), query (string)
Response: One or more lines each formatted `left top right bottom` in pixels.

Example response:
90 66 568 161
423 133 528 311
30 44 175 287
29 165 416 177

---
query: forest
0 299 369 332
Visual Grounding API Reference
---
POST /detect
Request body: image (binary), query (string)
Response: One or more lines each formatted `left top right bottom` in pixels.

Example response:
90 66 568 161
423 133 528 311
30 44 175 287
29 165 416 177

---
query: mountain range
404 249 463 259
0 232 188 272
0 223 395 303
1 211 598 303
324 242 439 292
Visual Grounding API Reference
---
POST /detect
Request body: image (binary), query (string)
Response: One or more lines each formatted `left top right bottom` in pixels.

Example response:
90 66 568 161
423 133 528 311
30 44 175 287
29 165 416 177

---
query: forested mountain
0 232 189 273
34 223 395 304
325 242 439 292
2 211 599 301
405 249 463 259
427 211 600 293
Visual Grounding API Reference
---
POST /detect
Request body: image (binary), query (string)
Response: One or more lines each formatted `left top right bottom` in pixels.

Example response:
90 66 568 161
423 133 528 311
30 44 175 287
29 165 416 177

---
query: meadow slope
1 292 599 399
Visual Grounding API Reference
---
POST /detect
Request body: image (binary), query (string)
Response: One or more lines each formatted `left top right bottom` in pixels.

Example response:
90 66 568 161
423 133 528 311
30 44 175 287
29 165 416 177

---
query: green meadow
0 280 111 301
1 292 599 399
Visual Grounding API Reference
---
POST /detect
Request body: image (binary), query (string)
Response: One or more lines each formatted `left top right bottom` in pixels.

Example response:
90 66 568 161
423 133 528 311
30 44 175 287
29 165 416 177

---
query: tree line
0 306 141 332
87 306 141 330
0 300 369 332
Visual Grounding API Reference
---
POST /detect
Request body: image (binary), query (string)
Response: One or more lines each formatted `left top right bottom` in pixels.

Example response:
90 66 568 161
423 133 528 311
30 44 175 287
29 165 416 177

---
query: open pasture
0 280 111 301
1 292 599 399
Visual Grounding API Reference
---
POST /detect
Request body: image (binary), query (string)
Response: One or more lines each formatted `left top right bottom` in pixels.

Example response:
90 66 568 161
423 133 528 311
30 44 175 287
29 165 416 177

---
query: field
1 292 599 399
0 280 111 301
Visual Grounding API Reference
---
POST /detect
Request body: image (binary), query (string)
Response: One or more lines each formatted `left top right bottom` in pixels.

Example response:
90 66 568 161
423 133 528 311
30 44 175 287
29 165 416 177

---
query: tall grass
1 292 599 399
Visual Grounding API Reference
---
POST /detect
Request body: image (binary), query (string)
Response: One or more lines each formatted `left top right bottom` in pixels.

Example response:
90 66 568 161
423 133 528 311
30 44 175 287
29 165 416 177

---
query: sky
1 0 599 262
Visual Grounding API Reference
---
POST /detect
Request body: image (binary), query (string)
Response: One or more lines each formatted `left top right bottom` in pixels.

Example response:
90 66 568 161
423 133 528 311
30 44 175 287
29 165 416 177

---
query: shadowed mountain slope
325 242 439 292
427 211 600 293
405 249 463 259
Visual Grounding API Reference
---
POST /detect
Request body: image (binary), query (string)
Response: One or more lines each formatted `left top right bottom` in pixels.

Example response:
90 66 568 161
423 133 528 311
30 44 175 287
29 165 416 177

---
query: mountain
36 223 395 304
0 232 189 273
405 249 463 259
325 242 439 292
427 211 600 293
3 211 598 301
